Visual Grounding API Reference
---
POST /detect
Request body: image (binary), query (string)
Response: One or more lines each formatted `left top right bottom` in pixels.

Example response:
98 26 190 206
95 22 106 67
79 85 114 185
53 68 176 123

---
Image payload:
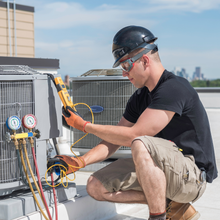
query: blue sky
17 0 220 79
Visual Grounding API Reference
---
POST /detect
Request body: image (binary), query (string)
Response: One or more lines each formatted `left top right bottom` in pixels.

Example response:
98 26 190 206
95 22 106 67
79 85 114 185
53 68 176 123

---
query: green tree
190 80 207 87
190 79 220 87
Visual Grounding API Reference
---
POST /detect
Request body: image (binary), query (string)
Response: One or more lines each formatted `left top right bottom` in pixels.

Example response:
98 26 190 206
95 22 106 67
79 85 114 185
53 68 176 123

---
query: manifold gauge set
5 114 39 143
6 114 37 130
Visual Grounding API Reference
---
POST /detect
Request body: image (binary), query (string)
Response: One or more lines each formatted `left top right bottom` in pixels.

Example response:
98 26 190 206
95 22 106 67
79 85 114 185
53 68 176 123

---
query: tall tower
64 75 70 87
193 67 203 80
195 67 201 78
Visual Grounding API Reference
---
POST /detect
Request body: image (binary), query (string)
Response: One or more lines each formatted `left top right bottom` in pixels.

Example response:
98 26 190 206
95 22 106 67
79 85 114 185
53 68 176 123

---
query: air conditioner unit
70 69 137 158
0 65 62 196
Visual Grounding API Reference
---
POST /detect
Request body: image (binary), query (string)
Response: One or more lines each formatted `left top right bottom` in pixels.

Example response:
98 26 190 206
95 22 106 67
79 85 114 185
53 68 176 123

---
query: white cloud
35 39 114 76
35 42 59 52
146 0 220 13
36 2 124 29
32 0 220 30
36 39 93 53
59 40 74 48
34 2 155 30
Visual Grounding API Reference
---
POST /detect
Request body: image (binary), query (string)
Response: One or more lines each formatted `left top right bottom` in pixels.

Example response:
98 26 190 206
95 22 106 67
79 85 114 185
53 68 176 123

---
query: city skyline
172 66 207 81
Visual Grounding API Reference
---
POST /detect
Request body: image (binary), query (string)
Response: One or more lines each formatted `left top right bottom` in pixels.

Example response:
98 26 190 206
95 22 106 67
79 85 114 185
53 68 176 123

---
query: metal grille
0 65 41 75
0 81 35 183
81 69 122 77
71 79 136 150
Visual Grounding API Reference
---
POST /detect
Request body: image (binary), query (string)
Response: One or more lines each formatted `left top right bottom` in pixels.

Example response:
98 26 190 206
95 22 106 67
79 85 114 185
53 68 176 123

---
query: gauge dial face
6 116 21 130
22 114 37 129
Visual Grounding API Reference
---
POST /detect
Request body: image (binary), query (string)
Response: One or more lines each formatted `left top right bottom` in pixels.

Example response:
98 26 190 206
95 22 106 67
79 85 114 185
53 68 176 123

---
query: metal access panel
70 76 137 158
0 66 62 195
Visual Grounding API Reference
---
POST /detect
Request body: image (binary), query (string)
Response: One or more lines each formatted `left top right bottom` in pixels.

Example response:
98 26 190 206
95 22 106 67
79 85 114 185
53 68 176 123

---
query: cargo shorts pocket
164 165 182 200
178 169 200 203
172 165 206 203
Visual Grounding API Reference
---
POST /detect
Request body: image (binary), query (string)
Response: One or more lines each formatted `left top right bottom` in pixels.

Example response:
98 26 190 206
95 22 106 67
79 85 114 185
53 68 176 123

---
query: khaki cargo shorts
92 136 206 203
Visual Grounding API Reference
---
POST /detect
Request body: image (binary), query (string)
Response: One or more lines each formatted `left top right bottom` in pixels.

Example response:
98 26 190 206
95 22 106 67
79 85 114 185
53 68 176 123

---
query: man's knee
87 175 105 201
131 138 152 162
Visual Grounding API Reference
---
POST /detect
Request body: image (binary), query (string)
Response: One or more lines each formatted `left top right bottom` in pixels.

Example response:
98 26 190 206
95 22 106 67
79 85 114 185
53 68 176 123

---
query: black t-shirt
123 70 218 183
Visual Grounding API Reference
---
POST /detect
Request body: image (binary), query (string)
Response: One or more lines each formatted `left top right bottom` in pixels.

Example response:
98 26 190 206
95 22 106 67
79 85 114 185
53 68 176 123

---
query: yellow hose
70 103 95 165
22 140 41 195
22 139 51 219
45 164 76 188
19 142 49 220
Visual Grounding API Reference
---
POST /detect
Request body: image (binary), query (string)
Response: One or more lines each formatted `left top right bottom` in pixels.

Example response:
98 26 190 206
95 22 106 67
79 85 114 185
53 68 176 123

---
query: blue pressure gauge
6 116 21 130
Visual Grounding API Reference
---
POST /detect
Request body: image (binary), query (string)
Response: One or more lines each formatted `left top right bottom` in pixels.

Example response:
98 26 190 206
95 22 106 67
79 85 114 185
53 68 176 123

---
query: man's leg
87 175 147 204
131 139 166 214
87 139 166 211
87 139 166 220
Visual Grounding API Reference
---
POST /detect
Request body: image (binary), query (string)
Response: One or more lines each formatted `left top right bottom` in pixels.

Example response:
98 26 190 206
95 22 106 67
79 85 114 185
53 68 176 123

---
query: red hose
31 147 53 220
51 172 58 220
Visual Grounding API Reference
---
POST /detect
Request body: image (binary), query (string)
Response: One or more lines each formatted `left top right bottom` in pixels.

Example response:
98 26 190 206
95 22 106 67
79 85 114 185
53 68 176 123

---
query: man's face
120 54 150 88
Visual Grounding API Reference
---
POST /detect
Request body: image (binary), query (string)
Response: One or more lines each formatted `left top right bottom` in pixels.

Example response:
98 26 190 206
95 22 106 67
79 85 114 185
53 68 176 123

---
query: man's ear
142 54 149 66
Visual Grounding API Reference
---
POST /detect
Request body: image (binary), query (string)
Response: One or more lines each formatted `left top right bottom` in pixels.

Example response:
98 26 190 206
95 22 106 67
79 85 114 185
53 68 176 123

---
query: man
57 26 218 220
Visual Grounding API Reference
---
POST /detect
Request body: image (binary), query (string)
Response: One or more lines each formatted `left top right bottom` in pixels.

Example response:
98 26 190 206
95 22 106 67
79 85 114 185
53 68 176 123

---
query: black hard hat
112 25 158 68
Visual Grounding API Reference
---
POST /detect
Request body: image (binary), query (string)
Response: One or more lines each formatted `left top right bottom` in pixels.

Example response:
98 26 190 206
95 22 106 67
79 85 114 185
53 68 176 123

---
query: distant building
192 67 205 80
172 67 191 81
64 75 70 87
0 1 35 57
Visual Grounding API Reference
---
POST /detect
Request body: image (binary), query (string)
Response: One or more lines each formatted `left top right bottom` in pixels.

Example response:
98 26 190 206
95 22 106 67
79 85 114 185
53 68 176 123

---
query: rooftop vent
0 65 41 75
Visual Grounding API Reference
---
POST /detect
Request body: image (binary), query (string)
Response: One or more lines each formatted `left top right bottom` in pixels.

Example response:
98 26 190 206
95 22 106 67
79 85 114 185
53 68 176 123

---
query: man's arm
85 108 175 147
82 116 134 165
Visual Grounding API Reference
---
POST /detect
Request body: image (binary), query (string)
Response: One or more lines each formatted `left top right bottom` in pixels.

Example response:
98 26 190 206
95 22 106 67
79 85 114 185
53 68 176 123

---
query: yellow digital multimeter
47 74 76 112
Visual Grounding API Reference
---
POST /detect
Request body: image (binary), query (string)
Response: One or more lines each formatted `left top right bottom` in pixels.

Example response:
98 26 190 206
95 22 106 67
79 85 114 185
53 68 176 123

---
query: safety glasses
120 58 136 72
119 44 157 72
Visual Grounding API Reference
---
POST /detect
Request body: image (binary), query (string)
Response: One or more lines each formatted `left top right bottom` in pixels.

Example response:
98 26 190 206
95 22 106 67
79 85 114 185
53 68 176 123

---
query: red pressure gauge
22 114 37 129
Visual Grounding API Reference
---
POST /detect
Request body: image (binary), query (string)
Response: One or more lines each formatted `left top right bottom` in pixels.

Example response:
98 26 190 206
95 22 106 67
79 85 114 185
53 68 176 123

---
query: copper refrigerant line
5 114 57 220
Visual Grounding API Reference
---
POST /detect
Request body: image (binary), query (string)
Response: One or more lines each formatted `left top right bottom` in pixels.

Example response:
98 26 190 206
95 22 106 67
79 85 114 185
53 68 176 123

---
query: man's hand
62 106 90 132
53 155 86 175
